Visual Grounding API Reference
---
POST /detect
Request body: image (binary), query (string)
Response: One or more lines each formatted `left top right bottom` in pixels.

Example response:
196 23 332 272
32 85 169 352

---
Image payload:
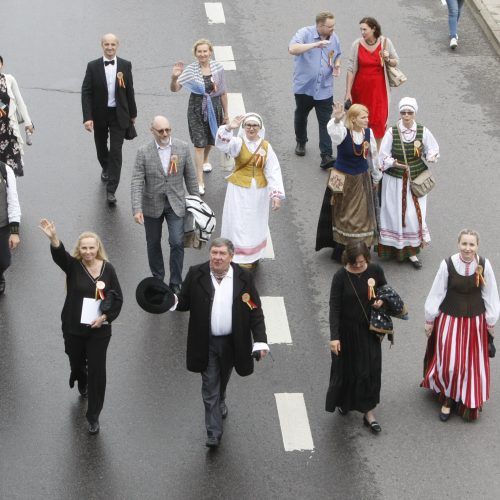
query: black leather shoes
169 283 181 295
439 407 451 422
295 142 306 156
409 258 422 269
0 274 5 295
337 407 349 416
363 416 381 433
320 154 335 169
101 171 109 182
69 372 76 389
220 401 228 419
78 380 88 398
205 436 220 448
106 192 117 206
88 421 100 434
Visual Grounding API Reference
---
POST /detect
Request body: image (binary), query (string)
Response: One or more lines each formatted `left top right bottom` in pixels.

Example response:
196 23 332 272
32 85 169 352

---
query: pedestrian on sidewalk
170 39 228 196
39 219 123 434
446 0 464 49
422 229 499 421
289 11 342 169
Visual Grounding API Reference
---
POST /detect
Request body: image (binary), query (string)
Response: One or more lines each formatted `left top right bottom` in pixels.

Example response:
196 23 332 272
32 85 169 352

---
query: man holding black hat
176 237 268 448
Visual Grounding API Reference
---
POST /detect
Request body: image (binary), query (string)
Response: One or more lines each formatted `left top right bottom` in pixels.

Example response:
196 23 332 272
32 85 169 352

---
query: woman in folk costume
315 103 381 262
171 39 228 195
215 113 285 269
377 97 439 269
422 229 500 421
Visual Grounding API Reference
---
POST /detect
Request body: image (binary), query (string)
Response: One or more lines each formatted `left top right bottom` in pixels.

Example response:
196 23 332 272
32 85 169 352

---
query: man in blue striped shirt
289 12 342 169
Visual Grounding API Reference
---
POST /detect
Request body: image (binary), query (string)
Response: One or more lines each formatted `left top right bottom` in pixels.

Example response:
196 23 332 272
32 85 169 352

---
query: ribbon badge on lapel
475 264 486 288
242 293 257 310
168 155 178 175
367 278 376 300
362 141 370 159
255 148 266 169
328 50 335 68
0 108 6 118
95 280 106 300
413 140 422 158
117 72 126 88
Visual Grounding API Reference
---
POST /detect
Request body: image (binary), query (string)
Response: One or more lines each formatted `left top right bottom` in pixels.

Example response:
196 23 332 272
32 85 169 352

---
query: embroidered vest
439 257 486 318
227 141 269 188
335 128 370 175
385 124 426 180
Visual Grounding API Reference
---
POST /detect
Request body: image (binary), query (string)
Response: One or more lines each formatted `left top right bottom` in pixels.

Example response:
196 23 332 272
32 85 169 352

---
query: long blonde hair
344 104 369 131
72 231 108 261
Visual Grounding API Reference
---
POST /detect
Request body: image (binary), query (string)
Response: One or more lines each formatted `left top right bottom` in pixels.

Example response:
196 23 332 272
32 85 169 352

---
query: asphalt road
1 1 500 499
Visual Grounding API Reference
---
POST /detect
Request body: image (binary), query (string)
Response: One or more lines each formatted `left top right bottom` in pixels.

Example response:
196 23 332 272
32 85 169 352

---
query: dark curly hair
359 17 382 38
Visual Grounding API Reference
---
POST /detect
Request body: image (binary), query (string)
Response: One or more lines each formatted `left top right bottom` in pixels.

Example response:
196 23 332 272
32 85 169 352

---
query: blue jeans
446 0 464 38
143 204 184 285
294 94 333 156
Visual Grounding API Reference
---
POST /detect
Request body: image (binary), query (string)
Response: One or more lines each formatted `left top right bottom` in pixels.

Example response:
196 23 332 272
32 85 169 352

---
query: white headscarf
398 97 418 114
238 112 266 140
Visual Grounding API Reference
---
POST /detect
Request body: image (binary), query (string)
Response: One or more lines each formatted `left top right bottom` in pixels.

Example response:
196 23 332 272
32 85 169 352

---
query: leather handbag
397 128 435 197
327 167 346 194
383 38 407 87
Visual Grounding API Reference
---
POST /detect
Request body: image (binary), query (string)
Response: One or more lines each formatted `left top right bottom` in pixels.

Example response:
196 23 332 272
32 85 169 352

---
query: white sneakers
199 184 205 196
450 37 458 49
202 163 212 172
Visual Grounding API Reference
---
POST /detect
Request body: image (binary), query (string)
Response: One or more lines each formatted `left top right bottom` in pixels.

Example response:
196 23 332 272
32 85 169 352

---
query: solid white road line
204 2 225 24
213 46 236 70
227 93 246 118
275 393 314 451
263 228 275 259
261 297 292 344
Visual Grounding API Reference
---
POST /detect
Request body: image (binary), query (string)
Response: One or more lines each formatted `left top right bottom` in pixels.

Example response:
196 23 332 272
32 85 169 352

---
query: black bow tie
104 60 115 66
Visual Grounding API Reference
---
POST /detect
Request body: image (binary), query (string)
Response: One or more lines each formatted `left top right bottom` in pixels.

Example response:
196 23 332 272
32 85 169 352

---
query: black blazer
81 56 137 129
177 262 267 376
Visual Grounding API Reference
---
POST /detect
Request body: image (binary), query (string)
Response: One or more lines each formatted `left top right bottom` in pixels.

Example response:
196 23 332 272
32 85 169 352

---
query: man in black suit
176 238 269 448
82 33 137 206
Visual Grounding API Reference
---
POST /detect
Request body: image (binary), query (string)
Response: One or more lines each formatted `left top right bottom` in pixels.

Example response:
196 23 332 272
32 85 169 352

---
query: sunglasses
400 111 414 115
153 128 171 134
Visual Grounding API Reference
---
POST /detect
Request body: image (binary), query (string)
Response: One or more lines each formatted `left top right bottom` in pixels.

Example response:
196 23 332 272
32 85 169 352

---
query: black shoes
295 142 306 156
88 421 100 434
320 154 335 169
205 436 220 448
363 415 382 433
409 258 422 269
439 406 451 422
106 192 117 206
78 380 88 398
101 171 109 182
169 283 181 295
0 273 5 295
337 407 349 416
220 401 228 419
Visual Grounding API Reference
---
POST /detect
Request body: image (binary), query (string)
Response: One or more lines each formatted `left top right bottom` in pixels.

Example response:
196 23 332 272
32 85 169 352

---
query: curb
467 0 500 54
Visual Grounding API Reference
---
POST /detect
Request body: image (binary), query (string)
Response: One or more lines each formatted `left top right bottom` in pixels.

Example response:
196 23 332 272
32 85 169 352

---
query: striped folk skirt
422 313 490 420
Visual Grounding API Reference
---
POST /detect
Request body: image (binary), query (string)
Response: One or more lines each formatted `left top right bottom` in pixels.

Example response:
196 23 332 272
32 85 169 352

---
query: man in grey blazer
131 116 199 293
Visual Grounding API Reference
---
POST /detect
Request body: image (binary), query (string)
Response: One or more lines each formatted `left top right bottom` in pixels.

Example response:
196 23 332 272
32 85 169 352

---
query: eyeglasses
244 124 260 129
400 111 414 115
153 127 171 134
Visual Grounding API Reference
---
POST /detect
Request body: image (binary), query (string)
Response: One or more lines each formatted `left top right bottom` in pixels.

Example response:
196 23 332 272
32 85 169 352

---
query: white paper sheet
81 298 102 325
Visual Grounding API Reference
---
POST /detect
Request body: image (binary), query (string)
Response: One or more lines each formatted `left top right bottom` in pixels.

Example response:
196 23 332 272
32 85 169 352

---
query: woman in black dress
0 55 33 177
326 242 387 432
39 219 123 434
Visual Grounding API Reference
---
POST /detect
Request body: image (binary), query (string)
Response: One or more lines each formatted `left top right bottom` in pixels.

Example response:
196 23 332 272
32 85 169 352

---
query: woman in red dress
345 17 400 148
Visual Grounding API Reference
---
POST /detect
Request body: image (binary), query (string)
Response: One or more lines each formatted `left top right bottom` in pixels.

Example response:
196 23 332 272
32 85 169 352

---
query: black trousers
294 93 333 156
93 107 126 194
64 332 111 424
201 335 234 439
0 225 11 275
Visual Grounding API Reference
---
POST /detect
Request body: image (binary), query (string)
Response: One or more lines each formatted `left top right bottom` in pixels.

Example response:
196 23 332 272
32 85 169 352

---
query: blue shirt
290 25 341 99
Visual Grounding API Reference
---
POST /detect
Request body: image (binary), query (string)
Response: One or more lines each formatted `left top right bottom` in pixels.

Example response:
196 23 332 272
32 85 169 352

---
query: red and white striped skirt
422 313 490 411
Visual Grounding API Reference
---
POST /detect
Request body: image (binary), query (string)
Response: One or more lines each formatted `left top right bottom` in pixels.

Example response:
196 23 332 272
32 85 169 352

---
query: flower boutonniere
117 72 126 88
168 155 178 175
242 292 258 310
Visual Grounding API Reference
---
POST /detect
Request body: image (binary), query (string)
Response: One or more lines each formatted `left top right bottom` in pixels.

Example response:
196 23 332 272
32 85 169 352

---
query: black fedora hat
136 277 176 314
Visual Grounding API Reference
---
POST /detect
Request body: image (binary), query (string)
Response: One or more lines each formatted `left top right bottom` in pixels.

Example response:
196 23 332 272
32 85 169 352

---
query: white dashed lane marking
261 297 291 344
227 93 246 118
213 46 236 70
275 393 315 451
204 2 226 24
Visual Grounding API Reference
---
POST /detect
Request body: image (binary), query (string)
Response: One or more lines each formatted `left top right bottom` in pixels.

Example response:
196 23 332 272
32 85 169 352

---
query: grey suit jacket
131 138 199 218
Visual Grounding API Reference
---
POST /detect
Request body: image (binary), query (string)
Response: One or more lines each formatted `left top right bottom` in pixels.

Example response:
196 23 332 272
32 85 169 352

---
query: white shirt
156 139 172 175
103 57 117 107
210 266 234 336
424 253 500 327
4 165 21 223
